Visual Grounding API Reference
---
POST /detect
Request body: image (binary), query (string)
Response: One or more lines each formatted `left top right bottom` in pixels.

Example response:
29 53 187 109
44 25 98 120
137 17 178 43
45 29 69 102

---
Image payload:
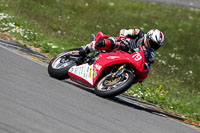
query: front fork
111 64 127 79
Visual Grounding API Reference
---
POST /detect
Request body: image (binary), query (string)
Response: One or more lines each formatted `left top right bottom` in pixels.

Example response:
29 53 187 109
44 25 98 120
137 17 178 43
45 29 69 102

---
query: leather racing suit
83 29 156 65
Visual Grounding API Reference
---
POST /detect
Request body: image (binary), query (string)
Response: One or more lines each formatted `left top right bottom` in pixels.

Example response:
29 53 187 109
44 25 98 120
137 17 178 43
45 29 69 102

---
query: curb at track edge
0 33 199 130
0 33 49 64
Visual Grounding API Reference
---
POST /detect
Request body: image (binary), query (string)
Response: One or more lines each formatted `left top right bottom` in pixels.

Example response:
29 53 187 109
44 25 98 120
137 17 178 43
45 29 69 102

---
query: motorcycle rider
80 29 164 65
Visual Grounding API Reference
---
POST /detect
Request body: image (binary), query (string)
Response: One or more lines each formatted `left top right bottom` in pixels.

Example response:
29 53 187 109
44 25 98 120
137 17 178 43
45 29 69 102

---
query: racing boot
79 41 96 57
78 41 96 64
79 45 90 57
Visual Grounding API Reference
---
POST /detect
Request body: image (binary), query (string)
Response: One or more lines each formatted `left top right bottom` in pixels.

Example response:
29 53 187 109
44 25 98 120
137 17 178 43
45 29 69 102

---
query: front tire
48 48 80 80
95 70 134 98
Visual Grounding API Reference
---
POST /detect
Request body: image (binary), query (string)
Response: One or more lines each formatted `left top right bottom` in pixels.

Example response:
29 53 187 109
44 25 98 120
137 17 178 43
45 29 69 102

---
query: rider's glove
117 38 130 52
120 38 130 47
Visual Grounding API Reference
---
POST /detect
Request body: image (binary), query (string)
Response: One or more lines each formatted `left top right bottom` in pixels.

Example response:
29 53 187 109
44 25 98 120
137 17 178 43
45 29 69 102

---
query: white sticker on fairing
106 56 120 59
68 64 94 85
132 52 142 61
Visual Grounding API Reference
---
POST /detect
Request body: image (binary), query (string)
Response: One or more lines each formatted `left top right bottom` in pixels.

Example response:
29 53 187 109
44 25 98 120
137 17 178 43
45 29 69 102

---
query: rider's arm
95 37 130 51
119 29 144 38
90 29 144 51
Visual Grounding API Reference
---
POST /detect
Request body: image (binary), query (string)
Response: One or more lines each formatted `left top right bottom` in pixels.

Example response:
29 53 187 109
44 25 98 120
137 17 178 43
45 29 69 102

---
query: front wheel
95 70 134 98
48 48 80 80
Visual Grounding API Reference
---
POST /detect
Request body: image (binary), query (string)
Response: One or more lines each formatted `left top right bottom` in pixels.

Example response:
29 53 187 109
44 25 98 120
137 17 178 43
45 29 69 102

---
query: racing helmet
144 29 164 50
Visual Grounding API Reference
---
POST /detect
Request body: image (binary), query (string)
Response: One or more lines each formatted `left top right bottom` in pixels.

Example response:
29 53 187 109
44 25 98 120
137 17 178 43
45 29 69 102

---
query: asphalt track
139 0 200 8
0 40 199 133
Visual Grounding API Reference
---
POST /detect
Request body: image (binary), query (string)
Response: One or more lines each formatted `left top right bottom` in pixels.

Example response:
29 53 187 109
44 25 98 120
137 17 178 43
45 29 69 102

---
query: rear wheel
48 48 80 80
95 70 134 98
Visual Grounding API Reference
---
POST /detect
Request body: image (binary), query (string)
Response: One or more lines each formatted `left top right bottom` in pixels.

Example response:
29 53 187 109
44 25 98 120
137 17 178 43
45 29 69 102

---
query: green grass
0 0 200 122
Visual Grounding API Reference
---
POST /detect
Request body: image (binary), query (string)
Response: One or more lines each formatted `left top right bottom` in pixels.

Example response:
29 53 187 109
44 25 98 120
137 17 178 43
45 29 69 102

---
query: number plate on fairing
132 52 142 61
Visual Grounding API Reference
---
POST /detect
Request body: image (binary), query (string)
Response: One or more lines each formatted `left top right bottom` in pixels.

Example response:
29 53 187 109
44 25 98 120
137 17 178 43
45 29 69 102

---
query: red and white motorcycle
48 34 150 98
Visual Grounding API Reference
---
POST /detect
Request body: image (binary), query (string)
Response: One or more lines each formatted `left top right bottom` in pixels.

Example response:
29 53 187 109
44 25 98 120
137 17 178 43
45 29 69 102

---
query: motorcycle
48 34 150 98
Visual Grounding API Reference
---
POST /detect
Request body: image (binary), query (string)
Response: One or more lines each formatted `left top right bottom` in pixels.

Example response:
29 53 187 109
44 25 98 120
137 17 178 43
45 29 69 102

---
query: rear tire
48 48 80 80
94 70 134 98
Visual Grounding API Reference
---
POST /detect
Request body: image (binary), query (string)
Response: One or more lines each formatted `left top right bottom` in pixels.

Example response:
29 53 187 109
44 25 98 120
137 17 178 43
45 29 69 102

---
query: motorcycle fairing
93 50 146 84
68 64 94 88
68 49 148 87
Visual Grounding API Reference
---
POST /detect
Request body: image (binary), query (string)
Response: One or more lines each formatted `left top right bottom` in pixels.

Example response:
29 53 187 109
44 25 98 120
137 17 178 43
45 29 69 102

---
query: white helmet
145 29 164 50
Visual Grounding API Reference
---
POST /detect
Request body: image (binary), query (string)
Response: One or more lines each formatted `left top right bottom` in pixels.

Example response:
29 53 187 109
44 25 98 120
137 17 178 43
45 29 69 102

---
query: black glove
120 38 130 47
119 38 130 52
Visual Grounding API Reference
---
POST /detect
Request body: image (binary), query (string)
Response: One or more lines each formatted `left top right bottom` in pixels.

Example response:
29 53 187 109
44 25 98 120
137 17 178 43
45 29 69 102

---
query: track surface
139 0 200 8
0 43 199 133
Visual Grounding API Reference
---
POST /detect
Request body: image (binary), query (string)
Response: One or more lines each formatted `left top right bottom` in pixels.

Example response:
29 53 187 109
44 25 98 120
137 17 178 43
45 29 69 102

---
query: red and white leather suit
86 29 144 52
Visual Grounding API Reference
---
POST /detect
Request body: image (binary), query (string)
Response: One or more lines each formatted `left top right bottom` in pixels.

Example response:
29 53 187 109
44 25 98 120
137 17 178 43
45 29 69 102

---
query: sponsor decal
95 63 102 70
106 56 120 59
69 64 94 85
89 68 93 78
93 69 97 78
132 52 142 61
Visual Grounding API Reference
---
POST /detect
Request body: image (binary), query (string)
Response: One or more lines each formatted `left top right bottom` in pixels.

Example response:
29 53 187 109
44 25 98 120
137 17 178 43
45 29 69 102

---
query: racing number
132 52 142 61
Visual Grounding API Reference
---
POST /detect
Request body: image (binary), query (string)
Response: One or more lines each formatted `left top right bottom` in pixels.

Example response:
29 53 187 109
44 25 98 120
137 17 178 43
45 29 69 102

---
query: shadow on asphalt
63 80 165 118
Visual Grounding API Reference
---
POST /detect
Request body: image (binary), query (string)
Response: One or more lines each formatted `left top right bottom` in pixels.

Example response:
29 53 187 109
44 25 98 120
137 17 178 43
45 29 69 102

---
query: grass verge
0 0 199 122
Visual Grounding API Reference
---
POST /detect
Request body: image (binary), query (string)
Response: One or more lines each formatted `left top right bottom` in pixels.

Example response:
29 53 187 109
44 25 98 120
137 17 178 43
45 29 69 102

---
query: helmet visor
148 39 160 50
